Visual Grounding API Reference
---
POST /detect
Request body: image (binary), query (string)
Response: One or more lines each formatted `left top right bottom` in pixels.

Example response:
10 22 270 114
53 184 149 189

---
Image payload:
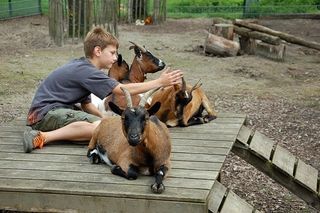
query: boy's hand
159 67 183 87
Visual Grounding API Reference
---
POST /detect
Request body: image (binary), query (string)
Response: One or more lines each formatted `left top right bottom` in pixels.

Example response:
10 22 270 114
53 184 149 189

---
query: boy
23 27 182 153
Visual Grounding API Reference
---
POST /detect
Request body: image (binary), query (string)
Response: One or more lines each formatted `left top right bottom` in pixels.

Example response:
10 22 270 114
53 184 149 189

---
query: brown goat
87 87 171 194
147 77 217 127
104 41 166 110
108 54 130 81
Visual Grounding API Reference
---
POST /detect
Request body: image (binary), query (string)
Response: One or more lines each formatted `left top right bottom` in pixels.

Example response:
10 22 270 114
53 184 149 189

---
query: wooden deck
0 113 247 213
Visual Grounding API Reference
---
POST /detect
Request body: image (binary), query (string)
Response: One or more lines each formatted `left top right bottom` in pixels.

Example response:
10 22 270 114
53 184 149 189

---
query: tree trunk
210 23 234 40
234 20 320 51
239 36 256 55
255 41 286 61
204 32 240 57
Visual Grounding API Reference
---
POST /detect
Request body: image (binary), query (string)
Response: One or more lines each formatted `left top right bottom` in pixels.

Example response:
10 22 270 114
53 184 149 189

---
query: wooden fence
49 0 118 46
49 0 167 46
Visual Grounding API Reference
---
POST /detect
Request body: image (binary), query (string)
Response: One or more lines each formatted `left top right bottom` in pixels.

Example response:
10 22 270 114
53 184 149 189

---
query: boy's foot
23 130 45 153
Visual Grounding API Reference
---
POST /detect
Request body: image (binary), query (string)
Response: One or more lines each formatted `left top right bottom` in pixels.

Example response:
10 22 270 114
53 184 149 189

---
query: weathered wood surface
234 26 281 45
255 41 286 61
0 112 246 212
208 181 261 213
204 32 240 57
233 126 320 210
234 19 320 51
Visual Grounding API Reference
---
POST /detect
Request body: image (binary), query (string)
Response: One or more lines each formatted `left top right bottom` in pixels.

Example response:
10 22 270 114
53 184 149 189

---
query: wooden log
210 24 234 40
212 17 232 26
239 36 256 55
255 41 286 61
204 32 240 57
234 26 281 45
234 19 320 51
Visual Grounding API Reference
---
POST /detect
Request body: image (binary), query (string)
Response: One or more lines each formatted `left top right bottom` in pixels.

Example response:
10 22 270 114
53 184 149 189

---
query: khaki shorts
32 108 100 131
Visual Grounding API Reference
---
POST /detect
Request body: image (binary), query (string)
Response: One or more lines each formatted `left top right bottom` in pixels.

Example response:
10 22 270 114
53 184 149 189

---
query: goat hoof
87 149 101 164
151 183 165 194
89 155 100 164
204 115 216 123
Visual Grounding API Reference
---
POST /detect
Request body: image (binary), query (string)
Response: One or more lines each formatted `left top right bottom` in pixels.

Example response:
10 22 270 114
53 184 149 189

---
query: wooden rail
232 125 320 210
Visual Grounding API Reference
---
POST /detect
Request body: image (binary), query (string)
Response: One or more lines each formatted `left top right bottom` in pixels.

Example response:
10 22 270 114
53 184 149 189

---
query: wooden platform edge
207 180 262 213
232 125 320 210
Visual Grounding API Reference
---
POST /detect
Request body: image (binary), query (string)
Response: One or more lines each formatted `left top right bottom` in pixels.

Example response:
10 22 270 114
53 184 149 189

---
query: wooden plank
0 168 215 190
0 159 223 172
170 133 238 141
220 190 254 213
236 125 252 145
170 128 242 135
0 191 206 213
0 123 242 132
0 178 208 204
0 144 230 155
0 152 226 164
208 181 227 213
295 159 318 192
249 131 274 160
272 145 296 176
0 138 235 148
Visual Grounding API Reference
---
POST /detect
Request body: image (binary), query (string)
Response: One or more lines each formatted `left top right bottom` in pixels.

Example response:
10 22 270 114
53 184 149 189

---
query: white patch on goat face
184 91 189 99
130 108 135 113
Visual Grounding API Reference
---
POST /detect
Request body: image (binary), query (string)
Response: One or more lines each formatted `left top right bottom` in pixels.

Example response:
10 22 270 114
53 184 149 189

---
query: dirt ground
0 15 319 212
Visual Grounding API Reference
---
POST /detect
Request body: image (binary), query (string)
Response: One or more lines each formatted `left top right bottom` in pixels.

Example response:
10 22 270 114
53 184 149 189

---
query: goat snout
128 133 141 146
157 60 166 70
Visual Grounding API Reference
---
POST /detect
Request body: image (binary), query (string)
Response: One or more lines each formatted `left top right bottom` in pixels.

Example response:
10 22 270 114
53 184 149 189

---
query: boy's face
97 45 118 69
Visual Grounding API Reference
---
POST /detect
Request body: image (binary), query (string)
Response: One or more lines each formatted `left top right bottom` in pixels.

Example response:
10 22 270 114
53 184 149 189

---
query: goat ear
117 54 123 66
133 47 141 58
147 102 161 116
108 102 123 115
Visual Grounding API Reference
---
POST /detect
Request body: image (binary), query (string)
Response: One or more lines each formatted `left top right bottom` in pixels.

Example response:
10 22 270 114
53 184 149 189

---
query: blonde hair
84 27 119 58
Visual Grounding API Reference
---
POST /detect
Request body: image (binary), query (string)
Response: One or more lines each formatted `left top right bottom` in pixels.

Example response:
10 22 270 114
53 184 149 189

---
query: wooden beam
234 26 281 45
232 127 320 210
234 19 320 51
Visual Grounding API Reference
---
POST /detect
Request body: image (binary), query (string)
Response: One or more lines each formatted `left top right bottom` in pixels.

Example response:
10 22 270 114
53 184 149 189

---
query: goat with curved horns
147 77 217 127
88 87 171 194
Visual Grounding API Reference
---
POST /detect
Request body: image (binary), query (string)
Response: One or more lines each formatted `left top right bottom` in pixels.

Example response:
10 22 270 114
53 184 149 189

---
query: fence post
49 0 64 46
8 0 12 17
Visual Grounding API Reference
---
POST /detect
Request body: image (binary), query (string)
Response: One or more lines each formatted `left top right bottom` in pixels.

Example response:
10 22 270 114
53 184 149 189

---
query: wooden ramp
0 113 260 213
233 125 320 210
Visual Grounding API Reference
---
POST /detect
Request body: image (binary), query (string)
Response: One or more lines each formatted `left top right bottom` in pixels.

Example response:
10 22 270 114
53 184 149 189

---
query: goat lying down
87 87 171 194
147 77 217 127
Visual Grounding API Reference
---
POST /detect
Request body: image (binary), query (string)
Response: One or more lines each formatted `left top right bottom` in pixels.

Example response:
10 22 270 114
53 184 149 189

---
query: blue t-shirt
27 57 119 125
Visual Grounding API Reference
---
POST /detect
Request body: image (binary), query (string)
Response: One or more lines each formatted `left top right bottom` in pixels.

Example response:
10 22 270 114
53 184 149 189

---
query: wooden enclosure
49 0 167 46
49 0 118 46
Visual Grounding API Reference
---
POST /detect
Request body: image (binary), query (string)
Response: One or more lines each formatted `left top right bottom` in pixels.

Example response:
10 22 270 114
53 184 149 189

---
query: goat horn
139 87 160 107
191 79 202 92
120 87 133 108
181 77 186 91
129 41 147 53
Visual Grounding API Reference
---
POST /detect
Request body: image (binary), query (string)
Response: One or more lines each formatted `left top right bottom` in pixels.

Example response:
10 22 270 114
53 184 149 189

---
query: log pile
203 18 320 61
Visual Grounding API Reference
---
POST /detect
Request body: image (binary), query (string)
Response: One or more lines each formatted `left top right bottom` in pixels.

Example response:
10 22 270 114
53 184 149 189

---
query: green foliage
259 0 318 5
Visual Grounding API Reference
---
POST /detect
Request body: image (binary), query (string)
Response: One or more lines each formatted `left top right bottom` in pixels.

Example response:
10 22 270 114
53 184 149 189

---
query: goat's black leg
111 164 139 180
204 114 217 122
151 165 168 194
186 117 205 126
87 148 101 164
